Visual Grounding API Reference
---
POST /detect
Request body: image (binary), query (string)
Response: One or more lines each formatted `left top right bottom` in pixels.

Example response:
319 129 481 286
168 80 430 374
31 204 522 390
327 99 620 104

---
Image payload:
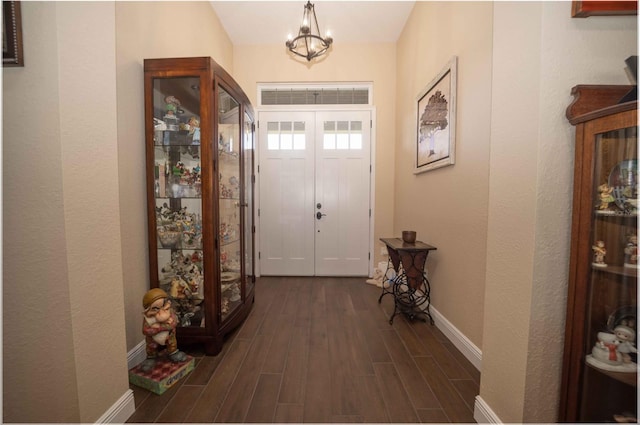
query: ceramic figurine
163 96 181 130
613 323 638 364
140 288 187 372
624 233 638 268
597 183 615 211
587 319 637 373
188 116 201 145
592 240 608 267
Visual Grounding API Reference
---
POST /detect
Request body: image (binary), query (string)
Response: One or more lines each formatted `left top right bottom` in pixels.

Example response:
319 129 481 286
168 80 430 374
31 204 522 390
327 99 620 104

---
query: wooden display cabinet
144 57 255 355
560 85 637 422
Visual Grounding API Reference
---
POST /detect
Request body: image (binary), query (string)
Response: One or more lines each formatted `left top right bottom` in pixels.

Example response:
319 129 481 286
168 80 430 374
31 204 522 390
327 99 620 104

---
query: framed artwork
572 1 637 17
3 1 23 67
415 56 457 174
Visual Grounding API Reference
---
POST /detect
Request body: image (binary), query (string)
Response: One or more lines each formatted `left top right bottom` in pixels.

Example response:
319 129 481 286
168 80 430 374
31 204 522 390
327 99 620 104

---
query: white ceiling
209 1 416 45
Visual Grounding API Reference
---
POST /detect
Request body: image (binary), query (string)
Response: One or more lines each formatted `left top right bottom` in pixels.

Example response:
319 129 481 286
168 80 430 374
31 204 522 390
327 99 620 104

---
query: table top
380 237 437 251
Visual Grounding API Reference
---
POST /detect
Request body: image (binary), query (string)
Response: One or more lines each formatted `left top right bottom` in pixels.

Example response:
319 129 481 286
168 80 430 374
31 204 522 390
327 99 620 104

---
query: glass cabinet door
580 122 637 422
218 85 241 321
152 76 205 328
243 111 255 295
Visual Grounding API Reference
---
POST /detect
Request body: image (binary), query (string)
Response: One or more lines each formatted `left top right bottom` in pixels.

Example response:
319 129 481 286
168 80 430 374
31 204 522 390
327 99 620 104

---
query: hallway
127 276 479 423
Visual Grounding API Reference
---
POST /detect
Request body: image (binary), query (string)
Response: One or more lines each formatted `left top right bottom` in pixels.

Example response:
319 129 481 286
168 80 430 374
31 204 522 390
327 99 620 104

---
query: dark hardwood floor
127 276 480 423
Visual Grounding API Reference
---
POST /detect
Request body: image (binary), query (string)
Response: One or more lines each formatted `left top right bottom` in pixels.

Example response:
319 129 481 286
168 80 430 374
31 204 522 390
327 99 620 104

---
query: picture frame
3 1 24 67
571 1 637 18
415 56 457 174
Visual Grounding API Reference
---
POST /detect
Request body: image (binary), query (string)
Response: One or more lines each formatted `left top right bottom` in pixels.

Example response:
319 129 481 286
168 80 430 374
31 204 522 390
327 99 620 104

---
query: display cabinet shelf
144 57 255 355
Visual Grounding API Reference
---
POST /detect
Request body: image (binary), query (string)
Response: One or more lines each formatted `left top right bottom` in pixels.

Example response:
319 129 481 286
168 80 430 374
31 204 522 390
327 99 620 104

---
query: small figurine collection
587 310 637 373
156 203 202 250
154 160 201 199
596 159 637 215
219 173 240 199
591 158 638 270
154 95 201 146
158 250 205 327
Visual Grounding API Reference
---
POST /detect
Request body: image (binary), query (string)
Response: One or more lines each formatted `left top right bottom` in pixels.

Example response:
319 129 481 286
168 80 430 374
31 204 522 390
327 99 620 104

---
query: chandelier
286 1 333 62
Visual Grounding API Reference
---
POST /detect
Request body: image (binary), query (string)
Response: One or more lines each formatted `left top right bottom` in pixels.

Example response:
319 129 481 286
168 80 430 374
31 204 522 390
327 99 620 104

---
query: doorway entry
257 109 372 276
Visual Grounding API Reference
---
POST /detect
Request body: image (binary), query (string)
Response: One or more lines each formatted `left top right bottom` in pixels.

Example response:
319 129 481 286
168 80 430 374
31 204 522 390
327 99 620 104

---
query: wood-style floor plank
128 276 479 423
244 373 281 423
413 355 476 423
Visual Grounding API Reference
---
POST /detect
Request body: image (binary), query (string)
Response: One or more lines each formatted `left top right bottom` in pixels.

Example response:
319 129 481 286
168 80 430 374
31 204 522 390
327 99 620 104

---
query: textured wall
2 1 81 421
3 1 129 422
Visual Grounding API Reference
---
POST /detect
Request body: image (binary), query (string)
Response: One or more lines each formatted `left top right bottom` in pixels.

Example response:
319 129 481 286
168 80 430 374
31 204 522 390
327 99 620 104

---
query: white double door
258 110 371 276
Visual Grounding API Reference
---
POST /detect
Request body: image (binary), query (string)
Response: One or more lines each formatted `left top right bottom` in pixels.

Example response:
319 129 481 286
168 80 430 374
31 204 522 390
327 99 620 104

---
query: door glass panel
323 120 364 150
152 76 205 328
218 86 241 322
323 121 336 149
336 121 349 149
350 121 363 149
267 121 307 150
243 111 255 296
293 122 306 150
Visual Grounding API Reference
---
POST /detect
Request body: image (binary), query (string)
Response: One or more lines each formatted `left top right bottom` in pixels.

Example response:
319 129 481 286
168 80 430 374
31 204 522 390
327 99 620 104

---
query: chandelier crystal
286 1 333 62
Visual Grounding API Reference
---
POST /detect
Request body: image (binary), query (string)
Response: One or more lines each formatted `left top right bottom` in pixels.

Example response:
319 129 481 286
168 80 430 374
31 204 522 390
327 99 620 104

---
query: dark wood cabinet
144 57 255 355
560 85 637 422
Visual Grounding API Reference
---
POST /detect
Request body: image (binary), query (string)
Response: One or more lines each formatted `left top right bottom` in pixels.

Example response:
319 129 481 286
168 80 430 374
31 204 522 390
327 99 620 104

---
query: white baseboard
474 395 502 423
127 340 147 369
430 305 482 371
96 389 135 423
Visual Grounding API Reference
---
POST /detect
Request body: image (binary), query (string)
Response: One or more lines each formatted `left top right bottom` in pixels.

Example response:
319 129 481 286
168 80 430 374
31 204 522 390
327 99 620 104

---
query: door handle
316 211 327 220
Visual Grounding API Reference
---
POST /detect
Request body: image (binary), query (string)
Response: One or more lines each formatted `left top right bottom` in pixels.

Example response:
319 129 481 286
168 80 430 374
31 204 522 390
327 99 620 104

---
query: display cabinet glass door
580 123 637 422
218 86 242 321
243 111 255 295
152 76 205 328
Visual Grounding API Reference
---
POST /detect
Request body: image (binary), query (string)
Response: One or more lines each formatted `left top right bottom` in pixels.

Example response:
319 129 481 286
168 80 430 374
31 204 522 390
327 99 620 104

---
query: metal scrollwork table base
378 238 437 325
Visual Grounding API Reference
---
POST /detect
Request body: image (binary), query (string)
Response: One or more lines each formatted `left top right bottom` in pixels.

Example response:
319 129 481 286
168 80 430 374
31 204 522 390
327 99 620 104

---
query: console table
378 238 437 325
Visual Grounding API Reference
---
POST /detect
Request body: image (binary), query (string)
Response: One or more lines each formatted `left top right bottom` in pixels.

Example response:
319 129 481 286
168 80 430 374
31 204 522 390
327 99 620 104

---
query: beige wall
3 2 128 422
232 42 397 266
395 1 493 351
115 1 233 351
481 2 637 422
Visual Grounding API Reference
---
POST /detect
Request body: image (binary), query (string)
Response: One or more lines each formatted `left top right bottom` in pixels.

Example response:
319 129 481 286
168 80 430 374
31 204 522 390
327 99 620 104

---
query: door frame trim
255 106 376 277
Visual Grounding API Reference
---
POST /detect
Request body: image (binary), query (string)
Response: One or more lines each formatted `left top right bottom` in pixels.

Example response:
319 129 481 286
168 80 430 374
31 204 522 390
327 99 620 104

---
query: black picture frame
3 1 23 67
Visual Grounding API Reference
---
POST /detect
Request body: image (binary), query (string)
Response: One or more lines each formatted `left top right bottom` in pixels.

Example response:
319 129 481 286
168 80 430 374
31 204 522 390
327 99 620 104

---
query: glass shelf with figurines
154 146 201 200
155 201 203 251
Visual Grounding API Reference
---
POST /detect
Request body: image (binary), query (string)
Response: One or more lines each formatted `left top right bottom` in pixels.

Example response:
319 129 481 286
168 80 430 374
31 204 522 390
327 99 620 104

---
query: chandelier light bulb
325 30 333 43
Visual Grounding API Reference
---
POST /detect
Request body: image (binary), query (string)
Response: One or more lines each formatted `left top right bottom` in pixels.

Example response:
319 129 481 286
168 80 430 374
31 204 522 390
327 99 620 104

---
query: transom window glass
323 121 363 150
267 121 306 150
